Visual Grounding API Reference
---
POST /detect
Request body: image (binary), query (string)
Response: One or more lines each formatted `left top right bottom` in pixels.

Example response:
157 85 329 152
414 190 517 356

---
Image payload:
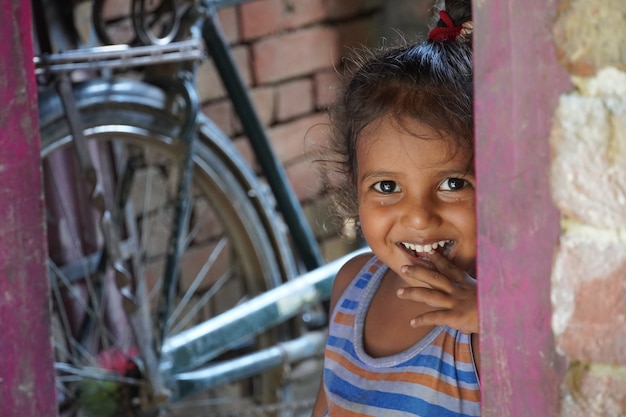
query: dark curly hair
324 0 473 222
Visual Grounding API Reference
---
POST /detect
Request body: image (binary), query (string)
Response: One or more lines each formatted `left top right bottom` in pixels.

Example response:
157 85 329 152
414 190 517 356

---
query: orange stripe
432 331 474 364
333 312 355 326
326 349 480 402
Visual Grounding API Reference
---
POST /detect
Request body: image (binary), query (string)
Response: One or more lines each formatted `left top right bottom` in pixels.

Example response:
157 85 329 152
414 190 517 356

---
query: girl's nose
400 196 439 229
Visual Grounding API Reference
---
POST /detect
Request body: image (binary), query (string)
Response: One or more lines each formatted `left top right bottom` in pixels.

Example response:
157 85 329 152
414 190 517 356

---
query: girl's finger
425 250 467 284
401 264 455 293
397 286 453 309
410 309 478 335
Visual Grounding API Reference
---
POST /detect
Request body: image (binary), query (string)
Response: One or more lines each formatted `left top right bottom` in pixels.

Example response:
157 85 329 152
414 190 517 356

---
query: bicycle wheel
40 78 301 417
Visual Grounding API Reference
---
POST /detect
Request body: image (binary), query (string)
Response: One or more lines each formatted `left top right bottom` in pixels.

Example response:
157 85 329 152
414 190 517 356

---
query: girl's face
356 116 477 277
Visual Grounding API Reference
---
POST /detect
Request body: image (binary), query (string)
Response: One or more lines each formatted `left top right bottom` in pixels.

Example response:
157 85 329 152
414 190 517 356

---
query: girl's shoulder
328 252 377 313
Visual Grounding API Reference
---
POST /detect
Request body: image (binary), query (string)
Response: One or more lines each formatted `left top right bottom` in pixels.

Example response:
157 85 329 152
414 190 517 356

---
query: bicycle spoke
170 265 233 335
168 236 227 327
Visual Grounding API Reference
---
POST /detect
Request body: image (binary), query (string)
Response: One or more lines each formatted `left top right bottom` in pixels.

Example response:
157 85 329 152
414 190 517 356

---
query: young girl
312 0 480 415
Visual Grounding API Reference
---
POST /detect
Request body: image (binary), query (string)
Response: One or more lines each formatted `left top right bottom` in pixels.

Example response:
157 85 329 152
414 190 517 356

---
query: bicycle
33 0 366 416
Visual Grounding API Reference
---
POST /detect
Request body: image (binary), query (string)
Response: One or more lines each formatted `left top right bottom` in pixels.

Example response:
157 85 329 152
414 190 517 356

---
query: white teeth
401 240 451 254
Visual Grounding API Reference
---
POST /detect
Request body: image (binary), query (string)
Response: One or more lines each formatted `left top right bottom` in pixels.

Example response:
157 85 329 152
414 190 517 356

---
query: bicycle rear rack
34 38 204 74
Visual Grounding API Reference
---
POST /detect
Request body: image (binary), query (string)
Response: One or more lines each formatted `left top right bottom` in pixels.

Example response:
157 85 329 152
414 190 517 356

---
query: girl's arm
310 252 374 417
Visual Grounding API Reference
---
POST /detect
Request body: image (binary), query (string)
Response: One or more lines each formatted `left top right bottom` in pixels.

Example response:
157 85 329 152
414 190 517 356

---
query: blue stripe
340 299 359 310
326 335 357 356
415 354 479 384
324 369 478 417
355 276 370 288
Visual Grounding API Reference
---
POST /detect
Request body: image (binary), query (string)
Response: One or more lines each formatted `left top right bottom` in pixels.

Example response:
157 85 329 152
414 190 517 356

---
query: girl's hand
396 250 478 335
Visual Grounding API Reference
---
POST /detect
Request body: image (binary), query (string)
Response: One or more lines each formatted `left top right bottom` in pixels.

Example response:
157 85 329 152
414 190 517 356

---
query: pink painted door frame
0 0 57 416
474 0 571 415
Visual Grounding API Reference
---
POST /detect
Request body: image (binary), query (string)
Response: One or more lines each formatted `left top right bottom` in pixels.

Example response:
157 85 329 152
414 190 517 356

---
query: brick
102 0 129 20
178 241 230 293
249 86 276 126
189 197 221 244
314 70 341 109
285 154 324 202
560 362 626 417
281 0 329 29
129 167 169 216
551 229 626 364
230 86 276 136
197 45 252 102
550 69 626 229
240 0 329 40
139 210 171 259
233 136 258 172
267 112 329 163
240 0 284 40
378 0 434 42
197 59 224 102
217 6 240 44
276 78 314 121
553 0 626 76
302 194 342 239
202 99 237 137
326 0 383 20
252 27 340 84
96 0 134 44
336 16 381 52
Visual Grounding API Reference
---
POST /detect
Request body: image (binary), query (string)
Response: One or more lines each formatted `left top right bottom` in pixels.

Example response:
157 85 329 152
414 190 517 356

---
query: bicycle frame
35 0 367 408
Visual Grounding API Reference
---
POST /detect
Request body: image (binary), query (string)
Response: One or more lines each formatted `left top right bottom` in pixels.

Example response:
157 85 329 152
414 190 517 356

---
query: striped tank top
322 256 481 417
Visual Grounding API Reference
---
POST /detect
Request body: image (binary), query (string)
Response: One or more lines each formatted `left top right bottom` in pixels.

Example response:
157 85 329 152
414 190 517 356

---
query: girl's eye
440 178 467 191
373 180 400 194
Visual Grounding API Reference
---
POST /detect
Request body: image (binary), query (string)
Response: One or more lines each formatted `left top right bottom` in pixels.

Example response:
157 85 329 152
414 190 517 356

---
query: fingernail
401 265 409 273
410 319 417 327
397 288 404 296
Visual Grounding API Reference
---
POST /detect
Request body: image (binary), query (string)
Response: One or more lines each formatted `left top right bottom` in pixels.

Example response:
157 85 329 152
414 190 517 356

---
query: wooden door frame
0 0 57 416
474 0 571 415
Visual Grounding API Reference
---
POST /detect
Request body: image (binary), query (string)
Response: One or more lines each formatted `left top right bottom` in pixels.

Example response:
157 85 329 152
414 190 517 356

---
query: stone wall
550 1 626 415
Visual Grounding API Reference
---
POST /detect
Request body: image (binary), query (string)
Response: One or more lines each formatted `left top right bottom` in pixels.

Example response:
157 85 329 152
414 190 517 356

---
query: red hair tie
428 10 462 42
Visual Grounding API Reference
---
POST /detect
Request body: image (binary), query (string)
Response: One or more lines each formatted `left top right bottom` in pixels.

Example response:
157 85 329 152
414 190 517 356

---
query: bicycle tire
40 78 300 417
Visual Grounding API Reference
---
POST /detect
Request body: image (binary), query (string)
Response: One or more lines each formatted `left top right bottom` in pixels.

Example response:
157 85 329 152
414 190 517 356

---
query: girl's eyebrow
358 170 398 182
438 168 476 177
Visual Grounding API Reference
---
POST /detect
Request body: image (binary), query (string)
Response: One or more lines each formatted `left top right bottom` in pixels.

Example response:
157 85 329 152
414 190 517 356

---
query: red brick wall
197 0 384 258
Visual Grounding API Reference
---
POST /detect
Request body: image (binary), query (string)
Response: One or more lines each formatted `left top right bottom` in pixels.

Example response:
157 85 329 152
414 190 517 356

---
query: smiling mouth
400 240 454 258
